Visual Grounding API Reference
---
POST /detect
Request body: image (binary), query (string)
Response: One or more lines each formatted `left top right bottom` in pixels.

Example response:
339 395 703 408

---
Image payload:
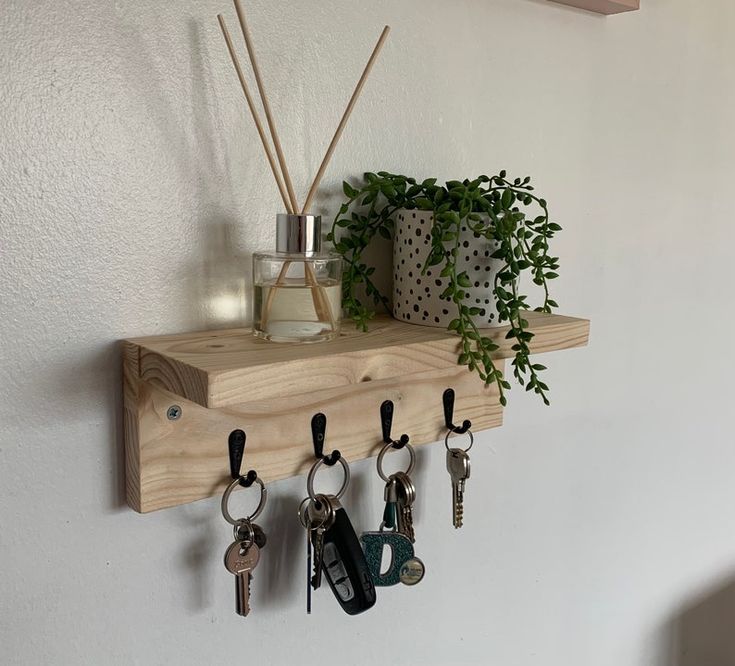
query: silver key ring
221 476 267 526
444 428 474 453
376 441 416 482
297 497 316 530
297 497 312 529
306 456 350 501
297 496 330 531
233 518 255 545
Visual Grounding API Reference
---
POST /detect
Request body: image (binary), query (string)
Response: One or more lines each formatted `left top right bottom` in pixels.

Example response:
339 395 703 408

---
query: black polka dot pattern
393 210 499 327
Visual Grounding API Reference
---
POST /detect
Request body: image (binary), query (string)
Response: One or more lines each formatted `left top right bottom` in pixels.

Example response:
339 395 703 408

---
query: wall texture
2 1 735 664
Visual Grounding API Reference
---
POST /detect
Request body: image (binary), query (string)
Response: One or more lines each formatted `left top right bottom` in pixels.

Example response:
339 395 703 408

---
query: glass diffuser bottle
253 214 342 343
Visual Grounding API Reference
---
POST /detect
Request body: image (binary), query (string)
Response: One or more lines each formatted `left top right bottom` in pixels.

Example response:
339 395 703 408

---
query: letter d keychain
360 401 425 587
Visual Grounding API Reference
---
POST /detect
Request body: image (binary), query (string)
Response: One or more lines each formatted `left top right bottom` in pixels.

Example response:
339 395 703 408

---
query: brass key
224 541 260 616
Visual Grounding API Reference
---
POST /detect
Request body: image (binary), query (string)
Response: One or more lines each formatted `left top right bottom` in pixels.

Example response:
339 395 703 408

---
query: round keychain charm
399 557 425 586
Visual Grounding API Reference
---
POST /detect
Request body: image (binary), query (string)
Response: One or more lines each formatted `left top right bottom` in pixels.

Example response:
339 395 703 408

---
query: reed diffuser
217 1 390 343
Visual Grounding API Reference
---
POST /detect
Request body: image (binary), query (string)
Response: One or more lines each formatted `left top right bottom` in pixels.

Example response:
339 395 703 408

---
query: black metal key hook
228 429 258 488
380 400 410 449
311 413 341 466
443 388 472 434
308 413 350 505
222 429 267 531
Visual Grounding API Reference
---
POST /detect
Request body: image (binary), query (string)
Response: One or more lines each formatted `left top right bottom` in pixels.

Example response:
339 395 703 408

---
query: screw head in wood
167 405 182 421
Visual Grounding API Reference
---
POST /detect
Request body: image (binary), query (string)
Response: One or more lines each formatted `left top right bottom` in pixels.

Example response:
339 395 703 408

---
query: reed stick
262 25 391 331
301 25 390 214
232 0 300 214
223 4 334 330
217 14 293 214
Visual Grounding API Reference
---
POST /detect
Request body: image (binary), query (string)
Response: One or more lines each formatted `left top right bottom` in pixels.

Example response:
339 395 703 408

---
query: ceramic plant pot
392 209 500 328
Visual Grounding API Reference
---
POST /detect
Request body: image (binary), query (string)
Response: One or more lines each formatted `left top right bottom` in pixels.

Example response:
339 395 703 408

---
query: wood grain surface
123 313 589 513
126 312 590 408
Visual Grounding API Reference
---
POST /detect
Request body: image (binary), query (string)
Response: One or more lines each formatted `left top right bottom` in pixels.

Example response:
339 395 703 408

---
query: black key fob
321 501 377 615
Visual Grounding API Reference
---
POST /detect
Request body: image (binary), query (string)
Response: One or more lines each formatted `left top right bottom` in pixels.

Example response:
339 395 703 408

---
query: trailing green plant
327 171 561 406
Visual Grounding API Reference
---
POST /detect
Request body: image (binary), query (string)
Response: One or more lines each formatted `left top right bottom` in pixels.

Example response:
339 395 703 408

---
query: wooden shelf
548 0 639 14
123 312 589 513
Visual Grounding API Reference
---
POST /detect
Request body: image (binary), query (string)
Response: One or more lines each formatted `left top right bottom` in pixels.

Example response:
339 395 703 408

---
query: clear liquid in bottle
252 214 342 343
253 277 341 342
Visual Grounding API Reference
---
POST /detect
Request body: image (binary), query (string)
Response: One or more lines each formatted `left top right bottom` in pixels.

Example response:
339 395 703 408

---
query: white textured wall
2 1 735 664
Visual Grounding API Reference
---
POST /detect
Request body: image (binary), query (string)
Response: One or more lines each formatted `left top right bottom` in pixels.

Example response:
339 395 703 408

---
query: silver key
298 497 318 614
393 471 416 543
224 541 261 616
446 448 470 528
304 510 313 614
308 494 336 590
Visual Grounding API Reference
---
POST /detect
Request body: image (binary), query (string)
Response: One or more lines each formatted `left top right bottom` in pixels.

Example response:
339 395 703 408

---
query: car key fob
320 497 377 615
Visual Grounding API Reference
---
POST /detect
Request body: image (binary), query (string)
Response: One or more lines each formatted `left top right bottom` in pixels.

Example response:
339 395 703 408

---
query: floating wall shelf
548 0 639 14
123 312 590 513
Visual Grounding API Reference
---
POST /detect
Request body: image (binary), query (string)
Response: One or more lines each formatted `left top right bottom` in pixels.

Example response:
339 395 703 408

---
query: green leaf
343 181 358 198
501 189 513 208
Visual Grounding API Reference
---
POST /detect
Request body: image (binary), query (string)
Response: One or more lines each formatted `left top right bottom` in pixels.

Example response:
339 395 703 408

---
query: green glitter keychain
360 530 423 586
360 409 426 587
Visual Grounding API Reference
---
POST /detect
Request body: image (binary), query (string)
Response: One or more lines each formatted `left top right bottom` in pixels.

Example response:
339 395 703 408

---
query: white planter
392 209 500 328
